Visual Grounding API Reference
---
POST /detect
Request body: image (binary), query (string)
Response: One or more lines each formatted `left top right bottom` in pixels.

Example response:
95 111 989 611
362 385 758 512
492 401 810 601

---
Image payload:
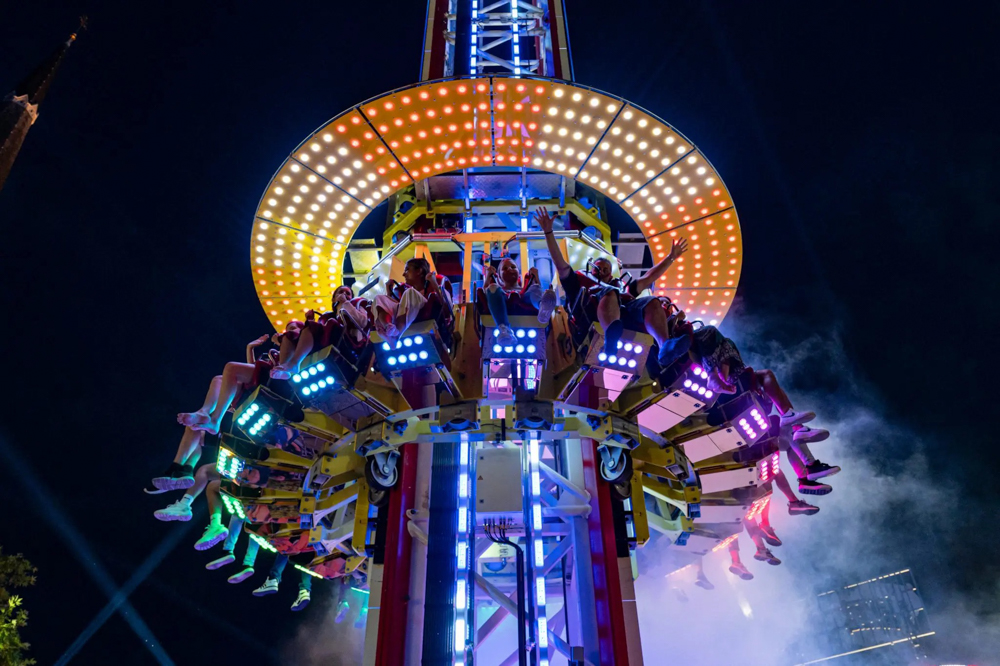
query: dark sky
1 1 998 664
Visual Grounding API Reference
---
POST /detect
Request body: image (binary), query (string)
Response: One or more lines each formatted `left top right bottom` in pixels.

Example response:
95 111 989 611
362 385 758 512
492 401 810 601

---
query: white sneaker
194 522 229 551
154 500 192 522
793 426 829 443
253 578 279 596
779 410 815 427
536 290 557 324
228 567 255 584
206 553 235 570
291 589 311 611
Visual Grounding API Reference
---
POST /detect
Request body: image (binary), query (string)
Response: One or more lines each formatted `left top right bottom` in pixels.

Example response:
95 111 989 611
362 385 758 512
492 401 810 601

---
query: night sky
2 1 998 664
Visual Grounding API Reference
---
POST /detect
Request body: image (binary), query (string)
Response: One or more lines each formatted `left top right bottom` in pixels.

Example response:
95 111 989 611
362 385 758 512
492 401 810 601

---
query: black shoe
152 463 195 491
805 461 841 481
798 478 832 496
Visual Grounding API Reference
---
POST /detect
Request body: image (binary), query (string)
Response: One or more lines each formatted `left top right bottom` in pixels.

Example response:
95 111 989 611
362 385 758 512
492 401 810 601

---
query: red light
516 83 526 92
437 86 448 96
535 85 544 94
476 83 487 92
419 91 429 100
366 108 377 117
383 101 394 110
351 116 360 124
496 82 506 91
531 104 541 112
457 85 467 93
401 96 411 104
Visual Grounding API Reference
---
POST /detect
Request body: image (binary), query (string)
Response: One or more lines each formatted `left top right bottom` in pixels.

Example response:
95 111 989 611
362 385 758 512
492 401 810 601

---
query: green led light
294 563 324 579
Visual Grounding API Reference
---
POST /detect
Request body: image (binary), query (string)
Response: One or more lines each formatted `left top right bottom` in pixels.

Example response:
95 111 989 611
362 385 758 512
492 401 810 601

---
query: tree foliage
0 548 36 666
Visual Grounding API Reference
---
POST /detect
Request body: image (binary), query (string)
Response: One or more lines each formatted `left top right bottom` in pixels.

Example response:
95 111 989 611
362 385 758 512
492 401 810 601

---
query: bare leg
271 326 315 378
642 301 670 346
757 369 793 414
728 539 742 565
195 362 255 435
205 478 223 518
596 292 621 331
177 375 223 427
759 496 772 529
278 335 296 366
173 427 206 467
188 463 220 501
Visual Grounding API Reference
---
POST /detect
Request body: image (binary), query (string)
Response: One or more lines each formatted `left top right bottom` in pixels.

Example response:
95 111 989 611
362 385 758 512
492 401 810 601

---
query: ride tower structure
222 2 781 665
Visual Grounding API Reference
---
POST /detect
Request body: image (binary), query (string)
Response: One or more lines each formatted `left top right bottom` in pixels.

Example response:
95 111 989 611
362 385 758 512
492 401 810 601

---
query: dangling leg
177 375 223 427
271 326 315 380
228 528 260 584
757 496 782 546
155 462 215 522
194 478 229 550
254 554 288 597
195 362 255 435
694 556 714 590
486 284 516 345
207 515 244 570
149 427 205 492
746 518 781 566
728 537 753 580
597 292 623 356
291 569 312 611
642 301 691 367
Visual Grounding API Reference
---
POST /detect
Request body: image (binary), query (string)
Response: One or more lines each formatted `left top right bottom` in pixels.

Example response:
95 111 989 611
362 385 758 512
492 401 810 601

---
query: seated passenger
207 514 261 584
482 258 558 345
535 207 690 365
175 335 277 436
689 323 833 447
373 257 454 346
270 286 372 380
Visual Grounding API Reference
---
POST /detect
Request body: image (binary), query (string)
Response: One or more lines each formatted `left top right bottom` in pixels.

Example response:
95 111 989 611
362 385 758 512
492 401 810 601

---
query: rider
535 207 691 366
483 257 558 345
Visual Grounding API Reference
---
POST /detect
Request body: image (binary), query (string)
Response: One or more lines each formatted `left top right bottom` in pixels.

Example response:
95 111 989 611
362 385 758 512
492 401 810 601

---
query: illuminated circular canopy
251 76 743 329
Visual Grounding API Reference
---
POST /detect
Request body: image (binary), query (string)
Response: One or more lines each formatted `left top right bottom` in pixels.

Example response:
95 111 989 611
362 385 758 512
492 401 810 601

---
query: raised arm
634 236 688 294
535 206 572 280
246 334 269 364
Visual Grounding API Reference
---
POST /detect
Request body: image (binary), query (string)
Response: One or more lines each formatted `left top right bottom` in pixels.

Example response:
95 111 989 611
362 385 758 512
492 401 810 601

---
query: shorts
621 295 658 331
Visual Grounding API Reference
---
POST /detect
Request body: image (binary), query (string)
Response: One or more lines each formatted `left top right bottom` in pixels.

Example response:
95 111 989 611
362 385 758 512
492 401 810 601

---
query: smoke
280 584 366 665
635 308 1000 665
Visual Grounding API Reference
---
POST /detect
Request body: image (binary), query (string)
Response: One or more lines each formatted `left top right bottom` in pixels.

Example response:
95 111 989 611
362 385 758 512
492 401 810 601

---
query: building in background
793 569 935 665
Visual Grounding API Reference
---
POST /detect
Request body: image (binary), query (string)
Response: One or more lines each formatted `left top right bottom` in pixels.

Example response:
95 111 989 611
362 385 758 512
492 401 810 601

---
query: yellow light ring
251 76 743 331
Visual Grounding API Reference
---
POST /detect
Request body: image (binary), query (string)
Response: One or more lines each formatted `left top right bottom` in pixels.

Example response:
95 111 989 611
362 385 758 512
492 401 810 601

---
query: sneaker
194 522 229 551
759 524 782 547
793 426 829 443
694 573 715 590
779 410 816 427
603 320 624 357
497 324 516 347
798 479 832 496
154 500 192 522
729 562 754 580
537 290 557 324
206 553 235 570
804 460 840 480
788 499 820 515
335 599 351 623
228 566 255 584
152 463 195 491
657 334 692 369
253 578 279 596
143 484 170 495
291 588 311 611
754 547 781 566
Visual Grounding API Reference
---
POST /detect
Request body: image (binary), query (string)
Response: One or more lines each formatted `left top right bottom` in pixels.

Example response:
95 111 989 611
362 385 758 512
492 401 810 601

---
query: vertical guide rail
527 432 550 665
421 441 461 664
455 433 475 663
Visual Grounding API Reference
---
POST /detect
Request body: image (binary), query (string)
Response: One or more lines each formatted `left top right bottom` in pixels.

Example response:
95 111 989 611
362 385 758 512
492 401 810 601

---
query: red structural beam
582 439 630 665
374 443 419 666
